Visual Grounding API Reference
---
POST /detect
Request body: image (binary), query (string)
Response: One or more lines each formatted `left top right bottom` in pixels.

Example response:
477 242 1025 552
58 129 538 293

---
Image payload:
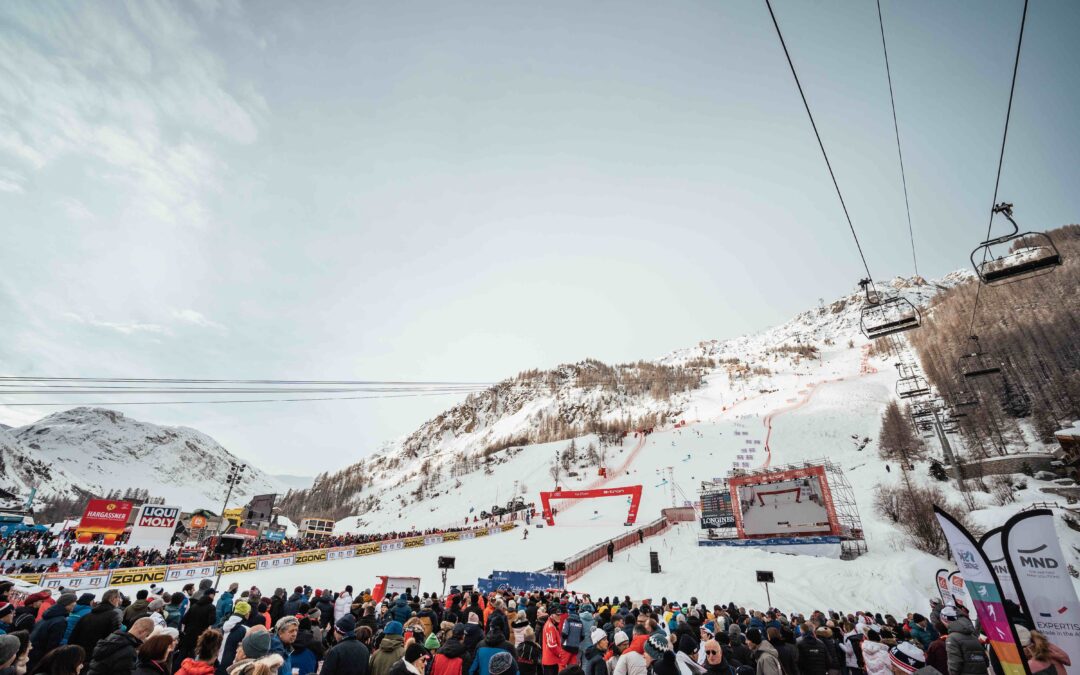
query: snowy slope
7 407 284 509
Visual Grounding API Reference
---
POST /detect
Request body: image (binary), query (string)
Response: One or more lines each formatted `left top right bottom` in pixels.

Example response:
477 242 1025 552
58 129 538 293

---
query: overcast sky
1 1 1077 475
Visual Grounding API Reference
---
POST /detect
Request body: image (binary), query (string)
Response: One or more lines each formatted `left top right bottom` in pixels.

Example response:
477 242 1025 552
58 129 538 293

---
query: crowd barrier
8 523 517 591
562 516 671 582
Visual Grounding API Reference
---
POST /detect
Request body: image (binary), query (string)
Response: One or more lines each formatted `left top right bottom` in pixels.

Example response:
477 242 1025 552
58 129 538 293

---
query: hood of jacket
42 604 69 621
380 633 405 652
947 617 975 637
91 602 116 616
627 634 649 654
178 658 216 675
96 630 141 659
438 638 467 659
755 640 779 659
222 614 245 633
227 654 285 675
584 644 605 660
484 632 508 648
294 628 316 651
195 595 214 607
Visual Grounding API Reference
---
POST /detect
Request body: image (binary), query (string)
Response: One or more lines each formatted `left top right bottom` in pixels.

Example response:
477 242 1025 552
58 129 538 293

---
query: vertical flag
979 528 1020 606
933 507 1029 675
947 571 970 611
1001 509 1080 670
934 568 952 607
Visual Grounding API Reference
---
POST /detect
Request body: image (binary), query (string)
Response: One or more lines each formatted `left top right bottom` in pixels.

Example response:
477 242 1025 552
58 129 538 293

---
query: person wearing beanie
859 628 890 675
372 620 407 675
487 651 517 675
745 628 781 675
908 615 937 651
267 616 299 675
945 612 986 675
433 620 472 675
219 600 252 673
61 592 95 646
889 642 926 674
320 614 370 675
426 633 442 650
27 592 77 670
217 582 239 622
582 629 608 675
290 616 323 675
0 634 21 671
0 602 15 634
643 634 678 675
471 627 517 675
542 608 572 675
611 631 645 675
229 626 285 674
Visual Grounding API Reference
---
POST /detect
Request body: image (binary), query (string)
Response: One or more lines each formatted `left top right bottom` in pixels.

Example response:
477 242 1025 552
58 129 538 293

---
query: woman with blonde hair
1021 627 1071 675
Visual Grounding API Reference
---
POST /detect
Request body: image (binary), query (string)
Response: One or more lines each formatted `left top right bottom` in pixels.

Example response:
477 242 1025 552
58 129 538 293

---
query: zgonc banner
77 499 133 544
127 504 181 550
1001 509 1080 670
933 507 1028 675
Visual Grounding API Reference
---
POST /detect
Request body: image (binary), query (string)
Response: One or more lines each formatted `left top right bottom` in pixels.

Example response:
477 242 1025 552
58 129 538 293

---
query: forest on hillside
907 224 1080 457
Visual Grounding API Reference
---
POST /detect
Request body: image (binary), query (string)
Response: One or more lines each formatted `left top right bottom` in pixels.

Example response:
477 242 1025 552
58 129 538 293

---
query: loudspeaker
552 561 567 572
649 551 661 574
438 556 456 569
462 584 474 592
756 570 775 583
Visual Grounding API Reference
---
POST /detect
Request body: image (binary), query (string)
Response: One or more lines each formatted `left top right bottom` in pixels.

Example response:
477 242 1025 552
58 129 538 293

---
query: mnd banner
933 507 1029 675
1001 509 1080 670
978 528 1020 607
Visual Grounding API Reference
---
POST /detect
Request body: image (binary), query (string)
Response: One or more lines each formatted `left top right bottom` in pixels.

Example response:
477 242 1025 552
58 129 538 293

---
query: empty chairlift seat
896 374 931 399
857 279 921 340
971 203 1062 285
957 336 1002 379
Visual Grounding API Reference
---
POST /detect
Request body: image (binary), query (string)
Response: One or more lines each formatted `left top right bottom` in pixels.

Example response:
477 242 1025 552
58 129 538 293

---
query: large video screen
732 470 836 538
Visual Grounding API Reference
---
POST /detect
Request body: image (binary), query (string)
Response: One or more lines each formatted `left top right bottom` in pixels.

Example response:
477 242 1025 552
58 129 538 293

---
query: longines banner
219 557 258 574
295 549 328 565
42 569 112 590
979 528 1020 606
1001 509 1080 671
934 508 1029 675
164 562 218 582
110 566 168 587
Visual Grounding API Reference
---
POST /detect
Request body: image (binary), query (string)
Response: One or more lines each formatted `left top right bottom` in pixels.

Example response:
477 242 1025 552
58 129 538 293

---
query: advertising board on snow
110 566 167 587
355 542 381 556
380 540 405 553
295 549 328 565
41 569 112 590
403 536 425 548
77 499 133 544
327 546 354 561
256 553 295 570
164 562 218 582
219 557 258 574
127 504 181 550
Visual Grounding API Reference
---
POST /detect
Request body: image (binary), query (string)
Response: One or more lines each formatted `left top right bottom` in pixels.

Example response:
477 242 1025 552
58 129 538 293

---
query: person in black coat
322 615 371 675
179 591 217 658
28 594 75 670
796 626 829 675
70 590 123 659
768 627 799 675
85 617 155 675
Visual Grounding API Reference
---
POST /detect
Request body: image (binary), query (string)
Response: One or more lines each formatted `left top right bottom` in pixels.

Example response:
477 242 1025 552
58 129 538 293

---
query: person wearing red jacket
542 609 572 675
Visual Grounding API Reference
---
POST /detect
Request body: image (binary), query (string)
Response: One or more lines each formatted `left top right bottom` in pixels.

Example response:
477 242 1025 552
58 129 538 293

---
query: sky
1 0 1077 475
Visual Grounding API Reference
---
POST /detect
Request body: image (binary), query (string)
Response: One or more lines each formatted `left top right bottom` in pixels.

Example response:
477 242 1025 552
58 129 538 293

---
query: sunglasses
706 651 719 656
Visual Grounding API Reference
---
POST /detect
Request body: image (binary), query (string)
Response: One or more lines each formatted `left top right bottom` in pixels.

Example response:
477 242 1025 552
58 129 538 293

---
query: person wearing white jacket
859 630 891 675
334 586 354 623
612 631 647 675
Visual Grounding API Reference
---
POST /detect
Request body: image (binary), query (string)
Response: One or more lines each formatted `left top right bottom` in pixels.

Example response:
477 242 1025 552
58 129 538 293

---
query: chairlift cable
967 0 1029 335
764 0 874 283
0 391 471 407
876 0 918 278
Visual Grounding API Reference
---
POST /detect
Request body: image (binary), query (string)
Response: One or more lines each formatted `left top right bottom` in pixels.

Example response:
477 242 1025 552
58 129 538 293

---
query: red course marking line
555 433 647 515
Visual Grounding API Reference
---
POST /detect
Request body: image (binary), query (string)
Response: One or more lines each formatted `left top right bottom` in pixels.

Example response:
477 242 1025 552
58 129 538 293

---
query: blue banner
477 570 565 593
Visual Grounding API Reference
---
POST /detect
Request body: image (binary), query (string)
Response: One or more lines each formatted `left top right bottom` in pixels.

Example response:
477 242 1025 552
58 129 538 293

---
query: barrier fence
560 506 697 582
7 523 517 590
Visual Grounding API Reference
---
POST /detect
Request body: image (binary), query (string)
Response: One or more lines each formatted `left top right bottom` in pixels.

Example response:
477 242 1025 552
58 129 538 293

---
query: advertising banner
700 489 736 529
1001 509 1080 670
979 528 1020 607
264 530 286 542
8 573 43 585
256 553 295 570
934 507 1028 675
500 523 516 532
423 536 444 546
443 532 460 542
934 569 952 608
164 562 218 583
403 537 425 549
474 529 489 538
294 549 328 565
947 572 970 610
77 499 133 544
327 547 355 561
128 504 181 550
477 570 566 593
372 575 421 602
380 540 405 553
110 566 168 587
355 542 381 556
219 557 258 574
41 569 112 591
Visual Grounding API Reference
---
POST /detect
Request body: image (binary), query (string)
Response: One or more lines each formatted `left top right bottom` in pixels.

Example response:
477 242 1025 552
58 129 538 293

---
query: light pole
214 461 246 590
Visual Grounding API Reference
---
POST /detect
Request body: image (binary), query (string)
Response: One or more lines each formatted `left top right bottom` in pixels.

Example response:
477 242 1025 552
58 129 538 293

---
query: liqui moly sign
128 504 182 549
138 505 180 528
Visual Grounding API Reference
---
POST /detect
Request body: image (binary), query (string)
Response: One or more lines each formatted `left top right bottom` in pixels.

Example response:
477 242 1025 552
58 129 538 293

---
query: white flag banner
935 568 952 607
979 528 1020 607
1001 509 1080 670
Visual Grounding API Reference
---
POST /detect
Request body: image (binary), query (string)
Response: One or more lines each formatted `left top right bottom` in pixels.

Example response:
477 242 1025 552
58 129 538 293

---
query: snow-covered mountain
3 407 283 509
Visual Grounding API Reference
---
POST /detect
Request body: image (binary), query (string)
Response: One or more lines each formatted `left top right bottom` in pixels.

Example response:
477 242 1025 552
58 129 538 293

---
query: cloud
63 312 170 336
171 309 227 332
0 1 264 228
0 168 24 193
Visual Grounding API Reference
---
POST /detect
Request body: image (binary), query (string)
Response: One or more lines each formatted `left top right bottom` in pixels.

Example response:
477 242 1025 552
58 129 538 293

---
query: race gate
540 485 643 526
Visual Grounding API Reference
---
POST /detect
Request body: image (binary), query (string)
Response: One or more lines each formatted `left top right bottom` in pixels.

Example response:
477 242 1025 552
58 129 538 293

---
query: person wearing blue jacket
62 593 95 645
270 616 299 675
469 630 517 675
28 593 75 670
390 595 413 624
217 583 239 623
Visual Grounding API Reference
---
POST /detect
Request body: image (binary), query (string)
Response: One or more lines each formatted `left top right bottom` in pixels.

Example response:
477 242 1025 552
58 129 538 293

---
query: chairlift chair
971 203 1062 285
896 374 931 399
858 279 921 340
952 391 979 408
958 335 1002 379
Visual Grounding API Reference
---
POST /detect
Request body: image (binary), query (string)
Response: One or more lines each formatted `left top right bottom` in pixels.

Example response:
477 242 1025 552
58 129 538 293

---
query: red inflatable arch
540 485 643 526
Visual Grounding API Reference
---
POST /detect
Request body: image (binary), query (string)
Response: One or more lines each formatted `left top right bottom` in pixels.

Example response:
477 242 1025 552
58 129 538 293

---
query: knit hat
425 633 441 650
404 642 428 663
489 651 515 675
701 622 715 637
745 628 763 645
336 614 357 636
0 603 13 619
468 612 480 624
23 591 49 605
276 616 299 633
911 613 927 624
0 635 19 665
242 629 272 659
234 600 252 617
591 628 608 645
1014 625 1031 647
889 643 926 674
939 606 958 621
384 621 404 636
148 598 165 611
152 627 180 641
77 593 95 606
453 623 466 637
644 634 673 661
440 621 455 632
57 592 78 607
613 631 630 645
